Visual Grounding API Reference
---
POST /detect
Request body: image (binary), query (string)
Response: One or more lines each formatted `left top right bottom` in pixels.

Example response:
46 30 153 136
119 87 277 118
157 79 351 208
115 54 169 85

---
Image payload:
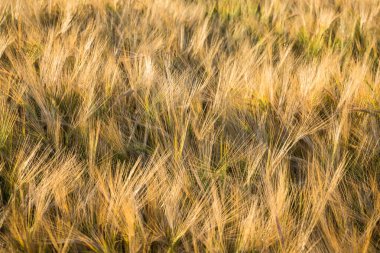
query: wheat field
0 0 380 252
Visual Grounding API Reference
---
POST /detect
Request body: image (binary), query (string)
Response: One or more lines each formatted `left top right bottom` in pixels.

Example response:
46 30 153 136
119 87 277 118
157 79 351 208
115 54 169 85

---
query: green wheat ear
212 0 242 20
250 92 270 112
105 2 118 14
24 42 42 63
0 106 16 150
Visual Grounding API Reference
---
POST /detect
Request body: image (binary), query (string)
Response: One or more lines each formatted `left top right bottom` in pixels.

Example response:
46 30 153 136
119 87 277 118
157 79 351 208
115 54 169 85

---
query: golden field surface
0 0 380 252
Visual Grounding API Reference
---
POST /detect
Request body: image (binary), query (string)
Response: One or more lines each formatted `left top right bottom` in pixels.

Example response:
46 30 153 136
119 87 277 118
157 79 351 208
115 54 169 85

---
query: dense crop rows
0 0 380 252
